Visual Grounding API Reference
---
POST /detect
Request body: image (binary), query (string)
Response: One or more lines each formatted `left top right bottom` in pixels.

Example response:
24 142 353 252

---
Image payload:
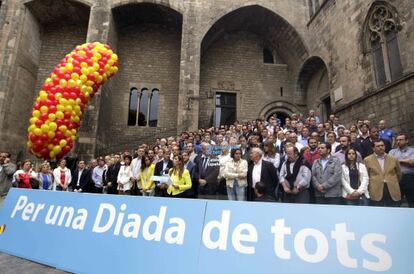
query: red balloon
33 103 40 110
64 112 71 119
62 145 71 154
55 119 64 127
40 134 48 142
49 105 57 113
63 119 71 125
35 120 43 127
40 148 49 158
40 113 48 121
55 131 64 140
30 134 38 143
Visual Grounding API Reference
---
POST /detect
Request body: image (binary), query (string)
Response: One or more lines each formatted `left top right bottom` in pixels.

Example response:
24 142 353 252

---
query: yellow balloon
40 106 48 113
41 124 49 133
48 113 56 121
80 74 88 83
64 131 72 138
111 54 118 61
81 68 89 75
55 92 63 100
39 91 48 100
29 117 38 125
32 110 41 118
27 141 32 148
59 140 67 147
59 79 67 87
65 63 74 72
57 104 65 112
93 63 100 71
80 62 88 68
28 125 36 133
55 111 64 119
60 98 68 106
71 73 80 81
65 105 73 112
48 131 55 139
49 122 57 131
68 79 77 88
59 66 67 73
53 146 62 154
48 144 54 150
34 128 42 136
59 125 67 132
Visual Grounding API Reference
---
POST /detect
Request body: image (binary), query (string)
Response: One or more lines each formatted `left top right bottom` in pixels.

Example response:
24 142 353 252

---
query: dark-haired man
389 134 414 207
365 140 402 207
312 142 343 205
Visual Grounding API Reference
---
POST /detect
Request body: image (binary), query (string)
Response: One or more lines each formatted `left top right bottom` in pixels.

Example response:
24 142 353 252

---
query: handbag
30 178 40 189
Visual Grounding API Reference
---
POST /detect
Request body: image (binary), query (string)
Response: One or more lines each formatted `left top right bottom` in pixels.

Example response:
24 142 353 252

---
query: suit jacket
364 154 402 201
70 168 93 192
0 163 16 196
311 156 342 198
194 154 220 196
105 162 121 194
247 159 279 201
184 160 198 198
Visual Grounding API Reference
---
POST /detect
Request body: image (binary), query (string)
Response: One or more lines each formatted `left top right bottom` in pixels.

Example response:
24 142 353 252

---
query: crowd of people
1 110 413 208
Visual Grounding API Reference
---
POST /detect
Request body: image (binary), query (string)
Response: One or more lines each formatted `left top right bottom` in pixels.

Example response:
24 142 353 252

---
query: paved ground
0 253 67 274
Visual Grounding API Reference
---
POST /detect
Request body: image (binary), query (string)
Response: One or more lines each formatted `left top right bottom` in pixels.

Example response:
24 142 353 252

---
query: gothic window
366 3 403 87
128 88 139 126
149 89 159 127
138 88 149 126
263 48 274 64
128 87 159 127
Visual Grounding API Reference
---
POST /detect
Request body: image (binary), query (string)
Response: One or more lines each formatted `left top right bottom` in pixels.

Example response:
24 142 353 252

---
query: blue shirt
379 128 396 143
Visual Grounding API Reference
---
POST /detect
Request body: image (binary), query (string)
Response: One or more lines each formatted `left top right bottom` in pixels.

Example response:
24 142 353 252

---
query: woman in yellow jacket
140 156 156 196
167 155 192 198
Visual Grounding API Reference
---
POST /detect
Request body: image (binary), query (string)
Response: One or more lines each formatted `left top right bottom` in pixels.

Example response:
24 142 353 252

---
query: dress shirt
389 147 414 175
252 159 262 188
77 169 84 186
374 153 385 172
320 157 329 170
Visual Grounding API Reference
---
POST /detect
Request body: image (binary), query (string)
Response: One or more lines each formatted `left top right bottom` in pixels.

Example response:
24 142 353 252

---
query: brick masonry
0 0 413 161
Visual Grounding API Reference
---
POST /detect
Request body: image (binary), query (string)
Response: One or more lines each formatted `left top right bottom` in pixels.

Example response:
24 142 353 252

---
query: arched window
149 89 159 127
366 2 403 87
138 88 149 126
263 48 274 64
128 88 139 126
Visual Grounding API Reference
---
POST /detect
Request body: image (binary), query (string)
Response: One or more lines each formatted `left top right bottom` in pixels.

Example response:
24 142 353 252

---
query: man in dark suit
154 148 173 197
182 151 198 198
104 154 121 194
70 160 93 193
194 143 220 199
247 147 279 201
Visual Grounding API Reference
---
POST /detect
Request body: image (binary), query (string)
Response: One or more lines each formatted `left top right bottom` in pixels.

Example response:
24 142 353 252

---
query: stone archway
199 5 309 128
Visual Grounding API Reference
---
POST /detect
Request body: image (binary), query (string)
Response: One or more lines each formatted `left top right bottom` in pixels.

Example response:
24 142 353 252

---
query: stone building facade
0 0 413 160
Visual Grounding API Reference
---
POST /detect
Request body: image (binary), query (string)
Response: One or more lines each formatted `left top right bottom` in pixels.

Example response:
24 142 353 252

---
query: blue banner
0 189 413 274
0 189 207 274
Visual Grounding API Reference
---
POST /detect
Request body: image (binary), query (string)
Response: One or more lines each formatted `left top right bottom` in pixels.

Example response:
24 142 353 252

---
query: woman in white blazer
223 148 248 201
53 159 72 191
117 155 133 194
341 148 370 205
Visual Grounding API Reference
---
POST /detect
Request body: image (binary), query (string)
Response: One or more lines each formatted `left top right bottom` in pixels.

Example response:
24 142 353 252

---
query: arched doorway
266 111 290 127
297 56 330 120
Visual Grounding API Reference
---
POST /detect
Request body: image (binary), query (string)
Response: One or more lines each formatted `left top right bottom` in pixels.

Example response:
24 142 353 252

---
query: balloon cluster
27 42 119 160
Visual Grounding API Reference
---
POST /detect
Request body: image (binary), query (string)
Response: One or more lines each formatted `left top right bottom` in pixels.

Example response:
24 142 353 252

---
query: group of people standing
1 112 413 208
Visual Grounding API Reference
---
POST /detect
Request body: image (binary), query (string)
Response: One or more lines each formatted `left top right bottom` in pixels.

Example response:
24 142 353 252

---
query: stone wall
0 0 413 160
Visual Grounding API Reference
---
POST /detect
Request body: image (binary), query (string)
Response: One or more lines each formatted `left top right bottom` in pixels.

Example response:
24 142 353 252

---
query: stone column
176 2 201 133
74 0 113 160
